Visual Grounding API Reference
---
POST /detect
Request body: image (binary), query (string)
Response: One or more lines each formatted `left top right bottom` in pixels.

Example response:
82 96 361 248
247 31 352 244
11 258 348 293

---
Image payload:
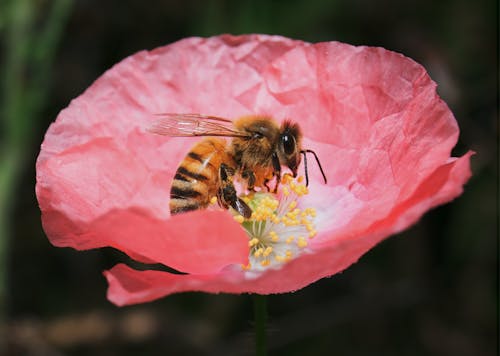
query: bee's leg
218 164 252 218
271 152 281 193
216 187 229 210
263 179 271 192
242 169 256 191
220 163 236 177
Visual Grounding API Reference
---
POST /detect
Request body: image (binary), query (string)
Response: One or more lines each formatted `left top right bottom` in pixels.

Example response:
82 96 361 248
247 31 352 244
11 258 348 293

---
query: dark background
1 0 497 355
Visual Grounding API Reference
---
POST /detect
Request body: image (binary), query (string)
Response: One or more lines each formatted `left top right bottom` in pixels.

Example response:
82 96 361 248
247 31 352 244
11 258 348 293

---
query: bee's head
278 121 302 177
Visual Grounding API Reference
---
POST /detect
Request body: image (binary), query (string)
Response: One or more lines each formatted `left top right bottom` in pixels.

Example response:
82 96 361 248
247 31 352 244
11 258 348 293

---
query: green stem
253 294 268 356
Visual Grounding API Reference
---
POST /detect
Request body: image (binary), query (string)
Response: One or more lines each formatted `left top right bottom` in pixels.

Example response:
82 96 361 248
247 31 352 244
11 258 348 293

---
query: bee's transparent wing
148 113 248 137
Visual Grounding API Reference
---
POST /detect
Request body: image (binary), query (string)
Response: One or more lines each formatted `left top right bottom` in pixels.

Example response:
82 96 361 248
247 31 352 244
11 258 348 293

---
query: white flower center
231 174 318 275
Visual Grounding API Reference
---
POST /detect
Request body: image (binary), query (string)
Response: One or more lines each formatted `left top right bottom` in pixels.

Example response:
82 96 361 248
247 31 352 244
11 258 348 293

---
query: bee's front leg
263 179 272 192
218 163 252 218
241 169 256 191
271 152 281 193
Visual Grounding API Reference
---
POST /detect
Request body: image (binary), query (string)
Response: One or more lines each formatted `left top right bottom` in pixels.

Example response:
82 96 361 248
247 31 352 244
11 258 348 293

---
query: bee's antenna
300 149 327 186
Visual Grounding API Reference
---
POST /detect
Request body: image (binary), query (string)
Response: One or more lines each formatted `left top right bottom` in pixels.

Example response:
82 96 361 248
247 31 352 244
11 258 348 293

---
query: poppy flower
36 34 472 306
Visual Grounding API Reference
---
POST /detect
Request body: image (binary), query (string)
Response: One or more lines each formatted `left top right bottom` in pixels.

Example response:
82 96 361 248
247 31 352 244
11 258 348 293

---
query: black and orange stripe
169 138 228 215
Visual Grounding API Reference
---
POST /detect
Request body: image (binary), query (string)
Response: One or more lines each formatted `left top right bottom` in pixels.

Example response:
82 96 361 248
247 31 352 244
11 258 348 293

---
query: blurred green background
0 0 497 355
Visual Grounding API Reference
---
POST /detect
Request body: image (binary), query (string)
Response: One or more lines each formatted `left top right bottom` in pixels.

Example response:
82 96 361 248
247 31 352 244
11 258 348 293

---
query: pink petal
36 35 301 265
36 34 473 302
36 132 248 273
38 189 248 273
105 151 471 305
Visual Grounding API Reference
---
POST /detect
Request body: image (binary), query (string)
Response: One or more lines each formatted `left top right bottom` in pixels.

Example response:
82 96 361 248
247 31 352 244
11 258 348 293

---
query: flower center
232 174 317 273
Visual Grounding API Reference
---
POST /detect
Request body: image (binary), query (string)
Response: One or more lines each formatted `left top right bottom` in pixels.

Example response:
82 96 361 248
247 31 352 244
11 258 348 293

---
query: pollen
234 215 245 224
297 237 308 248
275 255 285 262
254 247 264 258
233 175 319 273
210 196 218 205
263 246 273 257
260 259 271 267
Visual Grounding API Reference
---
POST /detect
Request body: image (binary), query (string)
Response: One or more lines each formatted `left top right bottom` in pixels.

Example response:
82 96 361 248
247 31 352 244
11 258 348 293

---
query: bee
148 114 327 218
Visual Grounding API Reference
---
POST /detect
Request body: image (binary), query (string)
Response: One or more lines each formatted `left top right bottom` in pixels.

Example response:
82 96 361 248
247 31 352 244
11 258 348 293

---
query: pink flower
36 34 472 306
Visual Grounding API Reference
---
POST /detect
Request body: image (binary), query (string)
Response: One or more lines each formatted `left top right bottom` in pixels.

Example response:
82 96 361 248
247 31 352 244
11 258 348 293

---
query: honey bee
149 114 327 218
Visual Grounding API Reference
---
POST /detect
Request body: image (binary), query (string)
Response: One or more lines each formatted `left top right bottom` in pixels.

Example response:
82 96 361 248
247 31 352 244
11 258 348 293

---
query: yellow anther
290 183 308 196
305 207 317 217
282 173 293 184
237 175 318 272
241 263 252 270
282 216 298 227
248 238 259 247
297 237 308 248
260 259 271 267
269 231 279 242
263 246 273 257
234 215 245 224
254 248 264 257
210 196 218 205
301 219 314 232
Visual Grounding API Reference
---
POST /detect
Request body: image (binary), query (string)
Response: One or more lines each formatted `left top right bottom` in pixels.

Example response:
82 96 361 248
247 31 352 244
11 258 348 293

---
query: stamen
260 259 271 267
263 246 273 257
234 215 245 224
297 237 308 248
230 174 319 273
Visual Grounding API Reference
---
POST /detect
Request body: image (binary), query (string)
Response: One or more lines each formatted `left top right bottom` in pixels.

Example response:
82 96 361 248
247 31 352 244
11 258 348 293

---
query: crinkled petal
105 149 471 305
36 34 473 302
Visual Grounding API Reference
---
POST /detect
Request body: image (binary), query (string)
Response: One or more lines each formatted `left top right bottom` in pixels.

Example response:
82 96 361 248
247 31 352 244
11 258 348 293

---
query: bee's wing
148 113 249 138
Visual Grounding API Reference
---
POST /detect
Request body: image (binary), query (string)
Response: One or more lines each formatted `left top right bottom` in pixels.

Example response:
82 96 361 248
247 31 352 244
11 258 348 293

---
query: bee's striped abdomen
169 138 227 215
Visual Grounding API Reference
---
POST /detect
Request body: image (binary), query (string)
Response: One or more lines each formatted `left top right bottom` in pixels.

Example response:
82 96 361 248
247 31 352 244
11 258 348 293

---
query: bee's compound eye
281 134 296 155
